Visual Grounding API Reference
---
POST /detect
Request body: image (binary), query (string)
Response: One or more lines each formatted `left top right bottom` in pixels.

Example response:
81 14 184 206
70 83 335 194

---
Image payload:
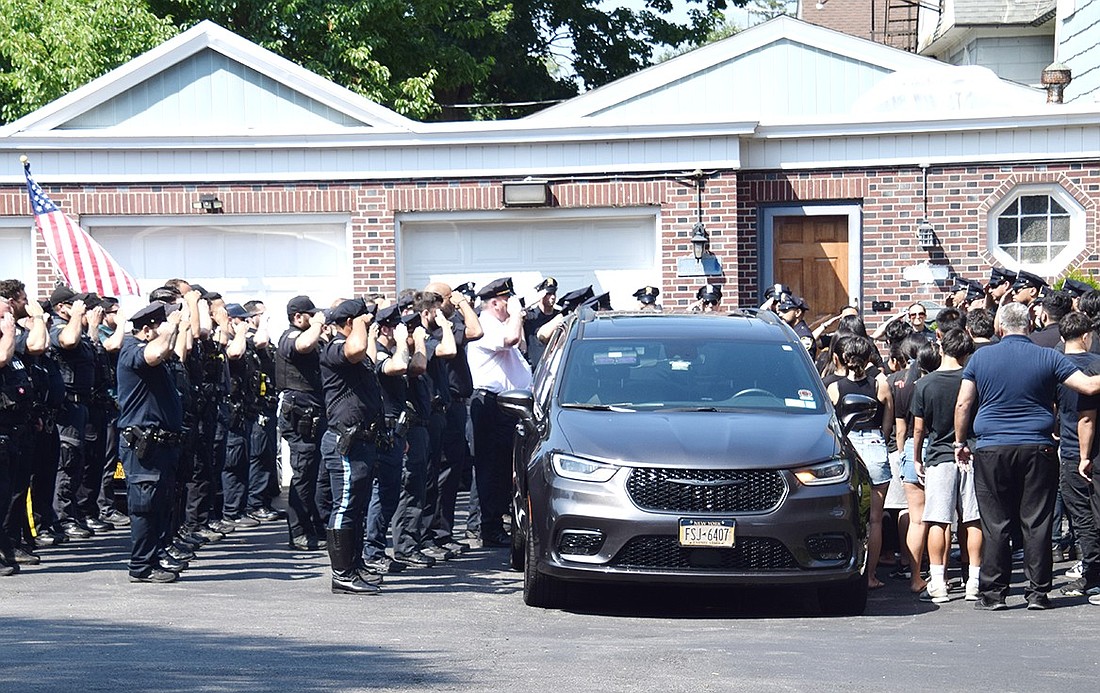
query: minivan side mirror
836 393 878 435
497 389 536 425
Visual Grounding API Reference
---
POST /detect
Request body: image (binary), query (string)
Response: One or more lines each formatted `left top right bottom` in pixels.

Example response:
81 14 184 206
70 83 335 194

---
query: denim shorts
899 438 927 485
850 430 891 486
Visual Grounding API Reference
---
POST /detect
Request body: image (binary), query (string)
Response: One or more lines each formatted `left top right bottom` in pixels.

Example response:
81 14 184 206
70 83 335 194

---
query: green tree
0 0 178 123
150 1 743 120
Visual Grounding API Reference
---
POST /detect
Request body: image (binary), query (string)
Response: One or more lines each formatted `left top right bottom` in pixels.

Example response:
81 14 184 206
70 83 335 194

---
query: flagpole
21 154 68 292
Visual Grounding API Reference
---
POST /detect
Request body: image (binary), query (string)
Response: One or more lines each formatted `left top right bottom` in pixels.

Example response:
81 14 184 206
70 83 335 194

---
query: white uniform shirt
467 311 532 393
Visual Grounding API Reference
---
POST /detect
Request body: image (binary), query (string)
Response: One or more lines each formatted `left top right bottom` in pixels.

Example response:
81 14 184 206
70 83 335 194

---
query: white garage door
398 208 659 308
87 214 350 333
0 220 35 294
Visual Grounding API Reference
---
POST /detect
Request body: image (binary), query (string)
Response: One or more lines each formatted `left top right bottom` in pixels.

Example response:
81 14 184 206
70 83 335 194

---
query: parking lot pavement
2 520 1096 693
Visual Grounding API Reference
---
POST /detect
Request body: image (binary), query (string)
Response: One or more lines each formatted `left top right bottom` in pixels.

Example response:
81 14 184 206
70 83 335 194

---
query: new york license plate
678 519 736 548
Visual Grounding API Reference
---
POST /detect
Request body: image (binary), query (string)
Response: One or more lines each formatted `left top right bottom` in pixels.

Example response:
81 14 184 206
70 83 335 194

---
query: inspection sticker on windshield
798 389 814 400
679 519 736 548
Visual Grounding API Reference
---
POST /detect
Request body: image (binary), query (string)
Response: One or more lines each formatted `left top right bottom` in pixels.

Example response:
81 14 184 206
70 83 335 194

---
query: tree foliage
0 0 178 123
149 0 742 120
1 1 750 124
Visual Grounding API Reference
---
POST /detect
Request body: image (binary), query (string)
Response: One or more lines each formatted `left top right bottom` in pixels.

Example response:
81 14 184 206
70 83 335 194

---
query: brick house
2 15 1099 327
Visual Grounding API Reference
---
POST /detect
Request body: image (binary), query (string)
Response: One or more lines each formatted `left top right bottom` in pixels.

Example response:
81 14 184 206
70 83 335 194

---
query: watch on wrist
952 442 966 449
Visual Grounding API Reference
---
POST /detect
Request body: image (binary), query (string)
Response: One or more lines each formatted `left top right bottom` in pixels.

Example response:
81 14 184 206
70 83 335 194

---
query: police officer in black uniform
241 301 281 521
320 298 383 594
275 295 330 550
47 285 100 539
0 295 35 575
363 303 416 572
0 281 49 563
523 277 559 366
633 286 661 311
220 303 260 528
117 301 189 583
423 281 482 552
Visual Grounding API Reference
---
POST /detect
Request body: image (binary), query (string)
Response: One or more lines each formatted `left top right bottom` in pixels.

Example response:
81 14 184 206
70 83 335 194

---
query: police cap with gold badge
633 286 660 305
582 292 612 311
476 277 515 300
534 277 558 294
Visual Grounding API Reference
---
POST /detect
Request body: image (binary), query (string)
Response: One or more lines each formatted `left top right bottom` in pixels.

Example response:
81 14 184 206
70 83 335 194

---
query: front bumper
531 466 868 586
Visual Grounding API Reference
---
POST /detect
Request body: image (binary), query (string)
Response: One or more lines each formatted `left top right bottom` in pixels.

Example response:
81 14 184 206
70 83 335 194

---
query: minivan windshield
558 338 826 412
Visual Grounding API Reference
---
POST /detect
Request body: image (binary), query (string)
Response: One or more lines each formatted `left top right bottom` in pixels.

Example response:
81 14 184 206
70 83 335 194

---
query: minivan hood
555 409 842 469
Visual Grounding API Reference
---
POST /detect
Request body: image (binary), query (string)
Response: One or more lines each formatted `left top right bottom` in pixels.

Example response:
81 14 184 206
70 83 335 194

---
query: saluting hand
0 312 15 336
309 311 326 329
70 299 86 316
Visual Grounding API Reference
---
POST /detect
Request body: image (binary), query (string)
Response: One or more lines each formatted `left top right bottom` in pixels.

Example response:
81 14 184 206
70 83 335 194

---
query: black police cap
1062 278 1092 298
1013 270 1048 291
948 277 971 294
987 267 1016 288
535 277 559 293
965 280 986 303
559 285 594 313
633 286 660 304
130 301 170 330
697 284 722 303
476 277 515 300
49 284 77 307
375 304 402 328
453 282 476 300
224 303 250 319
326 298 367 325
763 284 792 300
776 295 803 312
582 292 612 311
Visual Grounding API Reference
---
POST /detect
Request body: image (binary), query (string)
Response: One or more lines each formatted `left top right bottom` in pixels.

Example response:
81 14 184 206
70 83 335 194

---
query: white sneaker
1089 593 1100 606
1066 561 1084 579
920 580 951 604
965 578 980 601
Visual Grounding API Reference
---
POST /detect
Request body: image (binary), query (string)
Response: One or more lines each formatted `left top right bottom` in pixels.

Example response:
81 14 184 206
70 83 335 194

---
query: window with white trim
988 185 1085 276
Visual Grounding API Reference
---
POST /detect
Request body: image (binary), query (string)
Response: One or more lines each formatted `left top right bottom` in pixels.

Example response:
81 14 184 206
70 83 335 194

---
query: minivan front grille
625 468 785 513
611 536 798 572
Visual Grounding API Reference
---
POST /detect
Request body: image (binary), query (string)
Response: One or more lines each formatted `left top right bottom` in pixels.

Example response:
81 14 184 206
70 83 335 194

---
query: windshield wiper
561 402 636 412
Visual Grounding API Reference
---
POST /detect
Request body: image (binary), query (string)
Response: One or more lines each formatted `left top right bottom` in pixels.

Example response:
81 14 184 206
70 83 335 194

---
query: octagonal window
988 185 1085 276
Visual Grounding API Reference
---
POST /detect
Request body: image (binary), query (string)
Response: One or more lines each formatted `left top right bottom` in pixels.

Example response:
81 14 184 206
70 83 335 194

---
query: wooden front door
772 215 850 324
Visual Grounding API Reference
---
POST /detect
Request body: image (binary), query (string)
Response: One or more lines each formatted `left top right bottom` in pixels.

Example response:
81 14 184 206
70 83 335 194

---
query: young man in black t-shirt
912 328 979 603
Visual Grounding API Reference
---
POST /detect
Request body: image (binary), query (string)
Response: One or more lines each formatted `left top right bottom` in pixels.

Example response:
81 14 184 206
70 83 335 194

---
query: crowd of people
778 267 1100 610
2 268 1098 608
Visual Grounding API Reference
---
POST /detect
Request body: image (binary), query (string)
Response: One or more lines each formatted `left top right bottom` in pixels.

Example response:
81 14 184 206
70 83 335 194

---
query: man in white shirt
467 277 532 547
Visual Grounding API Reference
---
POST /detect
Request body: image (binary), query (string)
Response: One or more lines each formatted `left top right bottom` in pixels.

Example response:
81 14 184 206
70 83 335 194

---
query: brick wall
802 0 912 50
738 161 1100 325
5 161 1099 320
0 175 740 309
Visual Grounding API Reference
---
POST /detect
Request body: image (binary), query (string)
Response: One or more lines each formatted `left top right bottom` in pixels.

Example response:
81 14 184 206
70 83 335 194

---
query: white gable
527 15 1042 124
0 21 415 137
59 49 365 133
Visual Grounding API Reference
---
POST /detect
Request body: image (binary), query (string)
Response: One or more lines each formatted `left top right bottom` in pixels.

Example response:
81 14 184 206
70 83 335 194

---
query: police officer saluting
319 299 383 594
275 295 329 551
523 277 559 366
117 301 189 583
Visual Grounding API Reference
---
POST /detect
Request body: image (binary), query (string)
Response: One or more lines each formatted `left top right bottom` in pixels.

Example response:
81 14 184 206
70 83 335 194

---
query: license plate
678 519 736 548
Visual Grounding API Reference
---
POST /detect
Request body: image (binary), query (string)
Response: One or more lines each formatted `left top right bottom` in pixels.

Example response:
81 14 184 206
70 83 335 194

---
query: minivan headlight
551 453 619 482
793 457 850 486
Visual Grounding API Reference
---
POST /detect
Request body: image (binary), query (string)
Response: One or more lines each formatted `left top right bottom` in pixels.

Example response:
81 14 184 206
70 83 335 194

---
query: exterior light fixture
502 179 551 207
192 194 224 213
917 220 937 249
676 171 722 277
690 223 710 261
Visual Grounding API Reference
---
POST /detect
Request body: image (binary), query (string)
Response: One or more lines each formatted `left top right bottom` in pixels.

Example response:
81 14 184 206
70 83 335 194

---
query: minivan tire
523 522 566 608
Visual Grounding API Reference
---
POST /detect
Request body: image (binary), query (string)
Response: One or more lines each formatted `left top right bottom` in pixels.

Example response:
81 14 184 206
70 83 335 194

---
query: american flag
23 160 141 297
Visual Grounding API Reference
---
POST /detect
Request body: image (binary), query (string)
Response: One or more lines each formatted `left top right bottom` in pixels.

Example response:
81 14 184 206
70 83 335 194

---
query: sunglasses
909 312 926 317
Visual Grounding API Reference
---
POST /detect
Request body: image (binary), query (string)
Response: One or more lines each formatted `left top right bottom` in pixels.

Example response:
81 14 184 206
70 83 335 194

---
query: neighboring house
1 16 1099 328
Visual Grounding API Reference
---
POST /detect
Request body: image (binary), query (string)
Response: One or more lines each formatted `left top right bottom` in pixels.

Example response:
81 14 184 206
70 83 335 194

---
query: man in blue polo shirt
954 302 1100 610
